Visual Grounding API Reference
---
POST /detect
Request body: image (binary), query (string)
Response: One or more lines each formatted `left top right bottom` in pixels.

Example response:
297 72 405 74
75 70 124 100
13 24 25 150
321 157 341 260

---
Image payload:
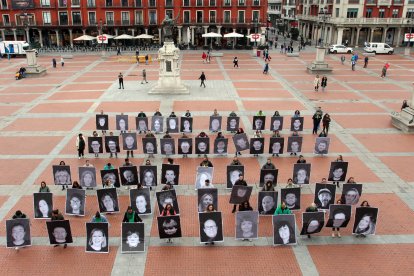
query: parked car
363 42 394 54
329 44 354 54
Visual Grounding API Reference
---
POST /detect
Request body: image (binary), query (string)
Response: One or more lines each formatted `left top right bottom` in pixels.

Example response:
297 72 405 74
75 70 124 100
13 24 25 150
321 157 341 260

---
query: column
217 25 222 46
395 27 401 47
203 26 208 46
0 29 5 41
336 27 344 45
323 25 328 45
369 27 375 42
177 26 182 44
381 27 388 43
69 29 73 48
355 27 361 47
328 26 333 45
55 29 60 47
191 26 195 45
158 28 162 45
145 28 148 34
12 29 17 41
82 29 86 35
247 28 250 45
25 28 30 43
115 28 119 36
38 29 43 48
131 29 135 37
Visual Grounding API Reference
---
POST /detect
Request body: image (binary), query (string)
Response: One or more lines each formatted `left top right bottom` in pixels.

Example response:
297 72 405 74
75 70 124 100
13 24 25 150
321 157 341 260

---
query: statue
162 12 180 41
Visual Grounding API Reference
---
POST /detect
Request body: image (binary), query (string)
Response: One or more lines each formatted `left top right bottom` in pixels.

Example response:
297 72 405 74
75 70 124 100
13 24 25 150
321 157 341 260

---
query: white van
364 42 394 54
0 41 37 57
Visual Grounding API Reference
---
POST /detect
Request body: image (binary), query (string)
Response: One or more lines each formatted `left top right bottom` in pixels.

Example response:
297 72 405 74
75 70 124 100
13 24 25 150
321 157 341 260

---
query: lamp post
20 12 30 45
254 18 258 47
318 7 330 47
405 14 414 56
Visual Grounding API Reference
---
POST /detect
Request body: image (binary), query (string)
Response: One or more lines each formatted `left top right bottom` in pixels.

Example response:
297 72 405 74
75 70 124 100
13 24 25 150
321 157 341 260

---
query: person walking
60 56 65 67
117 47 121 56
313 75 320 92
381 65 387 78
321 75 327 92
233 57 239 68
199 71 206 88
351 56 356 71
141 69 148 84
263 62 269 74
322 113 331 134
145 54 149 65
52 58 57 68
340 55 345 65
118 72 124 89
76 133 86 159
312 107 323 135
363 56 369 68
202 52 207 63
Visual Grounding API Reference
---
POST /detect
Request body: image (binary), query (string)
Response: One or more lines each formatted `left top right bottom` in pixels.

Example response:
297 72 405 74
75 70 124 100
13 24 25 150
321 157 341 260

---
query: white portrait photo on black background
52 165 72 186
178 138 193 155
96 114 109 130
119 166 139 186
156 189 180 215
130 188 152 215
227 165 244 189
253 115 265 130
142 137 157 154
314 183 336 209
79 166 97 188
160 138 175 155
281 187 301 210
46 220 73 245
65 188 86 216
121 222 145 253
97 188 120 213
197 188 218 212
300 212 325 235
86 222 109 253
214 138 228 155
233 133 249 152
139 165 157 187
259 169 278 187
88 137 104 154
167 117 179 133
270 116 284 131
122 133 138 151
258 191 278 215
116 114 129 132
269 137 284 155
180 117 193 133
235 211 259 240
292 163 311 185
199 212 224 243
100 169 120 188
195 137 210 155
157 215 182 239
6 218 31 248
209 116 222 132
226 116 240 131
161 164 180 185
33 192 53 219
229 185 253 204
151 116 164 133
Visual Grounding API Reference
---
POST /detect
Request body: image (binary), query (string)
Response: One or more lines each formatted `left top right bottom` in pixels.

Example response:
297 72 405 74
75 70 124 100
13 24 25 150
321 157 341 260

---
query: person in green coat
274 201 292 215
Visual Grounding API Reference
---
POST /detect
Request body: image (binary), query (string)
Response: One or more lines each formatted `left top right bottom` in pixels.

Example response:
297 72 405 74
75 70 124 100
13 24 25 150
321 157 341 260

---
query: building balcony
297 15 410 25
268 0 282 3
268 10 282 15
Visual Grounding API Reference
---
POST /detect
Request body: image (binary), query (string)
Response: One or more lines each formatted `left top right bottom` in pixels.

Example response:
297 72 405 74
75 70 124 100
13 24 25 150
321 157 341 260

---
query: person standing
118 72 124 89
231 174 247 213
60 56 65 67
312 107 323 135
39 181 50 193
52 58 57 68
145 54 149 65
322 113 331 134
351 56 356 71
263 62 269 74
305 203 318 238
313 75 320 92
340 55 345 65
233 57 239 68
117 47 121 56
363 56 369 68
274 201 292 215
76 133 86 159
141 69 148 84
122 206 142 223
199 71 206 88
381 65 387 78
321 75 327 92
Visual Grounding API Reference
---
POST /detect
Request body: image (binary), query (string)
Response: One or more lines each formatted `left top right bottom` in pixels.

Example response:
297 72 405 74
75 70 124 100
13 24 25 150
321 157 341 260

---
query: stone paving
0 46 414 275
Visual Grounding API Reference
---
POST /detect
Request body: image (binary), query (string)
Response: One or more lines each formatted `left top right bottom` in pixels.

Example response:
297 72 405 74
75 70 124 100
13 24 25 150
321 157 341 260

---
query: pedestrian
312 107 323 135
322 113 331 134
401 100 409 110
231 174 247 213
280 44 284 53
141 69 148 84
117 47 121 55
340 55 345 65
321 75 327 92
52 58 57 68
305 202 318 238
122 206 142 223
351 59 356 71
263 62 269 74
199 71 206 88
39 181 50 192
60 56 64 67
274 201 291 215
313 75 320 92
381 65 387 78
118 72 124 89
135 49 139 63
332 199 343 238
363 56 369 68
202 52 207 63
76 133 86 159
233 57 238 68
145 54 149 65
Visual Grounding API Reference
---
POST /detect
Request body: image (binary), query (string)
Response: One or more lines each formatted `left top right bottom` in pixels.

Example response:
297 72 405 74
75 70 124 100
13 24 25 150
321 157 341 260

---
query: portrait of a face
89 138 103 154
153 119 162 132
216 140 226 153
157 216 182 239
101 169 119 188
199 212 224 243
254 117 264 130
116 115 128 131
181 118 192 133
230 185 252 204
53 166 71 185
258 191 277 215
165 170 175 183
210 117 221 131
198 190 217 213
227 117 239 130
235 211 259 240
6 219 31 248
353 207 378 236
198 142 207 152
262 196 275 212
123 134 136 150
293 163 310 185
315 184 335 209
34 193 53 219
146 142 154 153
251 139 263 151
86 223 109 253
137 118 148 131
318 191 331 207
46 220 73 246
156 190 180 215
79 167 96 188
180 141 190 153
136 195 147 213
290 117 304 131
161 164 179 185
273 215 296 245
227 165 244 189
282 187 302 209
341 184 362 205
162 142 174 155
271 117 283 131
230 170 242 185
12 224 26 246
52 227 67 243
96 115 109 130
168 118 177 130
272 142 281 153
97 188 119 213
301 212 325 236
328 162 349 182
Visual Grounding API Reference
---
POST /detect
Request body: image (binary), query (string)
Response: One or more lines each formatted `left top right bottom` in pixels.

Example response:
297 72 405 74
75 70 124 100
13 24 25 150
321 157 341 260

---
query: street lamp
253 18 258 47
19 12 30 44
318 7 331 47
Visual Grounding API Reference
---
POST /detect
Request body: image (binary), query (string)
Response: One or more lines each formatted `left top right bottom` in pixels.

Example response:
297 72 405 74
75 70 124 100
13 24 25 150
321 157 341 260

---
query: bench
286 52 300 57
210 52 223 57
61 55 73 59
363 52 375 57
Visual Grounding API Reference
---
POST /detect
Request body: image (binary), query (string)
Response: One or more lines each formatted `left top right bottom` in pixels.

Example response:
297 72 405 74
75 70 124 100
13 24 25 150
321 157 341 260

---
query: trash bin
256 50 261 57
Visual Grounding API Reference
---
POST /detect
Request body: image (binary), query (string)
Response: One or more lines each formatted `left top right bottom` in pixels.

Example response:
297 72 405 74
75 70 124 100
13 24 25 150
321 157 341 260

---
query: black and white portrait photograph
52 165 72 186
6 218 31 248
292 163 311 185
160 138 176 155
199 211 224 243
353 207 379 236
79 166 97 188
325 204 352 228
270 116 284 131
136 117 149 132
97 188 120 213
139 165 157 187
156 189 180 215
287 136 303 154
229 185 253 204
300 211 325 235
328 161 349 182
121 222 145 253
142 137 157 154
105 136 120 154
119 166 139 186
281 187 301 210
253 115 266 130
341 184 363 205
180 117 193 133
46 220 73 245
314 137 331 155
214 138 228 155
290 116 304 132
269 137 285 155
259 169 278 187
250 137 265 155
86 222 109 253
33 192 53 219
130 188 152 215
314 183 336 210
122 133 138 151
161 164 180 185
197 188 218 212
100 169 120 188
151 116 164 133
233 133 250 152
65 188 86 216
235 211 259 240
195 166 214 189
96 114 109 130
273 214 297 245
226 116 240 132
116 114 129 132
227 165 244 189
195 137 210 155
209 116 222 132
167 117 179 133
157 215 182 239
258 191 278 215
88 137 104 154
178 138 193 155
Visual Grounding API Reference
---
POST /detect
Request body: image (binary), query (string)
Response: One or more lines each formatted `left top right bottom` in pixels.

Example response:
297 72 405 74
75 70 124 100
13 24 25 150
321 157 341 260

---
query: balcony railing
297 14 410 25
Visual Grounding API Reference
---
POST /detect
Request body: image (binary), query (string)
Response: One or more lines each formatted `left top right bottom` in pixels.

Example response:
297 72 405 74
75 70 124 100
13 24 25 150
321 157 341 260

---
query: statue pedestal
149 41 189 95
25 50 47 78
391 108 414 133
306 46 332 74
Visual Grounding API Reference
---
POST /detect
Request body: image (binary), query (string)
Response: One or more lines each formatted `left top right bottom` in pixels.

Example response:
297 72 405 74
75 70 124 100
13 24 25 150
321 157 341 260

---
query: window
41 0 50 7
224 10 230 23
106 12 114 25
121 0 128 7
196 0 203 6
59 0 67 7
366 0 375 4
196 11 203 23
183 11 190 23
165 0 173 6
1 0 7 9
335 8 339 17
87 0 96 7
238 0 245 5
252 10 259 23
378 9 385 18
209 0 215 5
149 10 157 24
209 10 216 23
88 12 96 25
42 12 51 24
253 0 259 5
348 0 359 3
2 14 10 25
365 8 372 18
135 0 142 6
106 0 113 7
72 0 80 6
406 9 414 19
72 12 81 25
346 8 358 18
183 0 190 6
59 12 68 25
121 12 129 25
392 9 398 18
135 10 143 24
166 10 173 19
224 0 230 5
149 0 156 6
238 10 244 23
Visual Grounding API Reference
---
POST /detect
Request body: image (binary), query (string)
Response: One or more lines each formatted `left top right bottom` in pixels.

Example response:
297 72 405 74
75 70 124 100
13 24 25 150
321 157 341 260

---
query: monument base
391 107 414 133
307 46 333 74
404 47 411 56
25 65 47 78
149 80 189 94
